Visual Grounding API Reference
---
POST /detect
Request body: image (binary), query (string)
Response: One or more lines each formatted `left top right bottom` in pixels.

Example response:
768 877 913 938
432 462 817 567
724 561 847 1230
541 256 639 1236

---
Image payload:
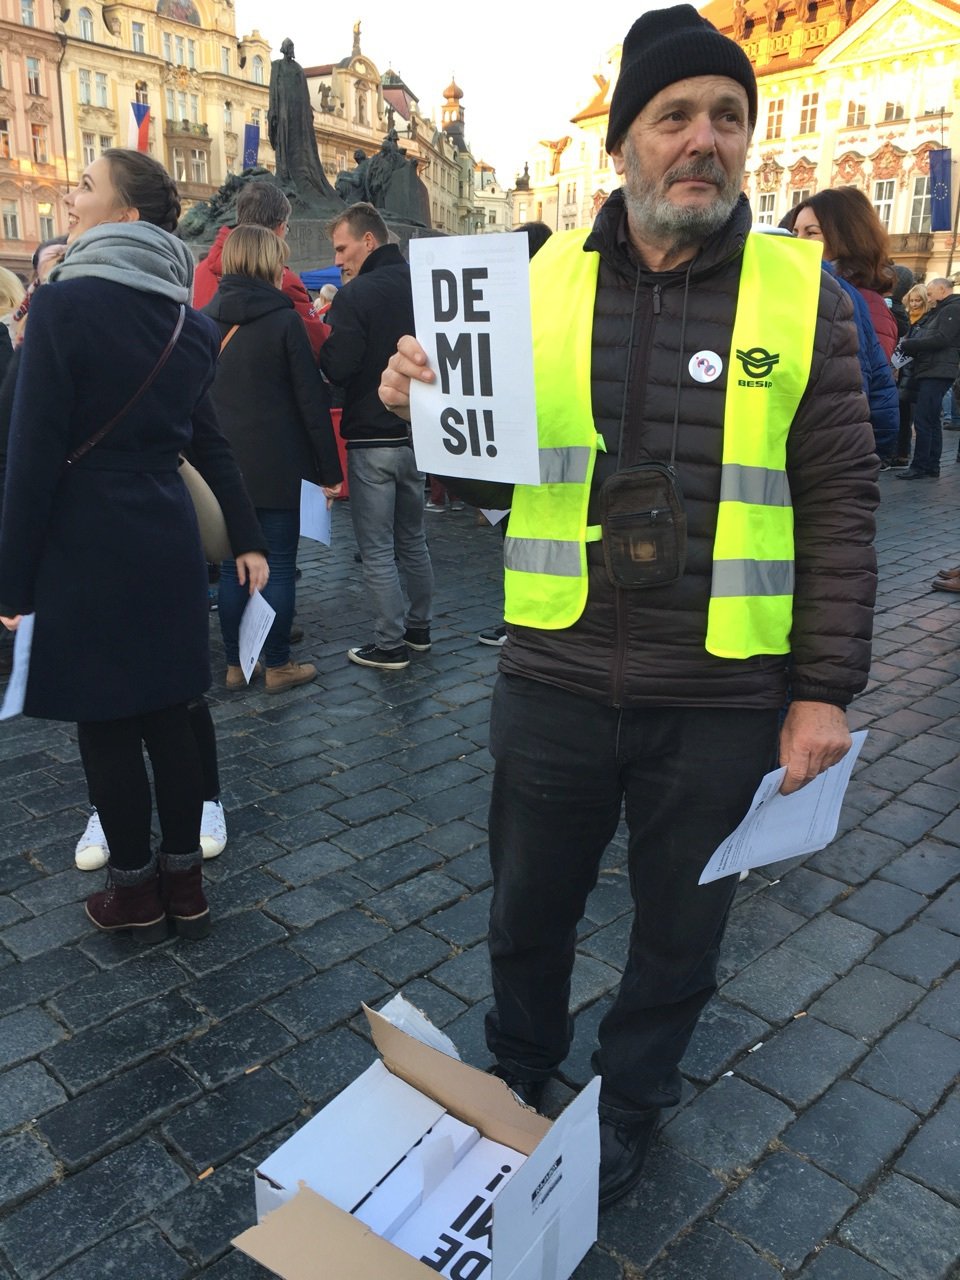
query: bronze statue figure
268 38 342 211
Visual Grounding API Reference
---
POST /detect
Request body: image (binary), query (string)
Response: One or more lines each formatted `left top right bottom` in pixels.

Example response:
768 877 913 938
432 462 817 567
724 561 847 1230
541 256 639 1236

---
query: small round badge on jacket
689 351 722 383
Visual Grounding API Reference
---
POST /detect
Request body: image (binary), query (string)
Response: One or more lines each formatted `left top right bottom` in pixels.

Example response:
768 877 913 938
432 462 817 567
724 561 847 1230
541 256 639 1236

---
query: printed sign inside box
389 1136 524 1277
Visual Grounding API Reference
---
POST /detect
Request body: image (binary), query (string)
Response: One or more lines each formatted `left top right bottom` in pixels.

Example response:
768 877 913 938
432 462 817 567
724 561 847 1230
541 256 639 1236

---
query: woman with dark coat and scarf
0 150 268 941
202 225 342 694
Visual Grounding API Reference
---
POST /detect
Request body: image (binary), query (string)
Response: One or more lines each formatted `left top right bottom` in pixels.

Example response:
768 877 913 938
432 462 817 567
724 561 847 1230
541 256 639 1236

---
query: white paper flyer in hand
0 613 34 720
699 730 867 885
408 235 540 486
238 590 275 684
299 478 332 546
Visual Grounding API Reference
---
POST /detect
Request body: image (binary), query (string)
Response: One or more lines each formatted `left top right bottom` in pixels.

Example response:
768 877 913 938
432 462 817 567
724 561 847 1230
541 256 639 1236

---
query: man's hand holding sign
406 236 540 486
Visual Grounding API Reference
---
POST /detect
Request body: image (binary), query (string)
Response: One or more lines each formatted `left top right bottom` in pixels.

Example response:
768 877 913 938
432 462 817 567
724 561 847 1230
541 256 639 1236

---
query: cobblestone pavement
0 463 958 1280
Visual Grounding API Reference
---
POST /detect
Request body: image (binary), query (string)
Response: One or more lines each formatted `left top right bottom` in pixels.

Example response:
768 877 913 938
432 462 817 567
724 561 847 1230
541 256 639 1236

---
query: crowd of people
0 1 957 1211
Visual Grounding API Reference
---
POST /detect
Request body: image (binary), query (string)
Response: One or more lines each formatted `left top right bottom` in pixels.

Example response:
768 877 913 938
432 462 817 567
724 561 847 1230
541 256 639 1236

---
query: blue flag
242 123 260 170
930 147 952 232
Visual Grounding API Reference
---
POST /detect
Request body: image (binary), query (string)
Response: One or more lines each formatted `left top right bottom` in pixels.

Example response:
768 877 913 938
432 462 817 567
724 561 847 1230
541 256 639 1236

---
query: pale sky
233 0 668 183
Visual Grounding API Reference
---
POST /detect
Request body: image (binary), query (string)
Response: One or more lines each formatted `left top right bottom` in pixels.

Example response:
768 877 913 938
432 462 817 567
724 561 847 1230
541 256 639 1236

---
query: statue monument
180 29 440 263
335 128 431 228
268 37 342 213
335 148 371 203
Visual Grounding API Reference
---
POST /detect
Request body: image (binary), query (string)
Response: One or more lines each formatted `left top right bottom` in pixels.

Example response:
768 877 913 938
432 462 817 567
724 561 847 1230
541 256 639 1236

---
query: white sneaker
200 799 227 859
75 809 108 871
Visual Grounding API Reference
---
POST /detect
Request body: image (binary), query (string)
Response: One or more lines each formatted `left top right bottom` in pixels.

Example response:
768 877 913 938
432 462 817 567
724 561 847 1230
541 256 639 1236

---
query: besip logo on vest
735 346 780 387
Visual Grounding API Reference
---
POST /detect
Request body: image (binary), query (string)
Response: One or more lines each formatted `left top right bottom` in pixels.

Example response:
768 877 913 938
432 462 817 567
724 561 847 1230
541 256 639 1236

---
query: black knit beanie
606 5 758 151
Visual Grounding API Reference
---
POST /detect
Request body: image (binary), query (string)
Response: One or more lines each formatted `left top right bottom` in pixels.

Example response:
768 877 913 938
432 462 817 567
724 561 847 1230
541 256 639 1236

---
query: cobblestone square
0 466 957 1277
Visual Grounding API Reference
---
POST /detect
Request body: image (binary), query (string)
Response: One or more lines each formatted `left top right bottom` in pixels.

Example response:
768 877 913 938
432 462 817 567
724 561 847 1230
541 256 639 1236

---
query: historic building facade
3 8 484 265
473 158 513 233
708 0 960 275
513 0 960 276
58 0 271 206
304 42 479 235
0 0 71 273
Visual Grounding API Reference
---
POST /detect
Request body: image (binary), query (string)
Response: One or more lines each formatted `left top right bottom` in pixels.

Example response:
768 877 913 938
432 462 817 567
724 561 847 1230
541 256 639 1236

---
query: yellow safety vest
503 228 822 659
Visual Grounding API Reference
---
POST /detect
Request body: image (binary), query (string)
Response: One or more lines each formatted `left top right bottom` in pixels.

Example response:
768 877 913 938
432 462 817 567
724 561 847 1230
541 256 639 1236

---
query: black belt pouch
597 462 687 589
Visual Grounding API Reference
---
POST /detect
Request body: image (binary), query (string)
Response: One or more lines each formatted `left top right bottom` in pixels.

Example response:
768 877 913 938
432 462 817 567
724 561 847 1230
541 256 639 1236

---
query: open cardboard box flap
364 1003 551 1153
234 1003 599 1280
234 1186 429 1280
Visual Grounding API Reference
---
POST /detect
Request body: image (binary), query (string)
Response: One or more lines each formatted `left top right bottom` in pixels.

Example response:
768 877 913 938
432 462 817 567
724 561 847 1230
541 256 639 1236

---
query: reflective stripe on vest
705 232 822 657
504 228 821 652
503 228 597 629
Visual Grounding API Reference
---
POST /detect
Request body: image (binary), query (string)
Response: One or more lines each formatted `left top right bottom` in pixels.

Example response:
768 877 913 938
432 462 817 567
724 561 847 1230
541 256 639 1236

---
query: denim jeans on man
348 444 433 649
485 673 779 1112
911 378 953 476
218 507 299 668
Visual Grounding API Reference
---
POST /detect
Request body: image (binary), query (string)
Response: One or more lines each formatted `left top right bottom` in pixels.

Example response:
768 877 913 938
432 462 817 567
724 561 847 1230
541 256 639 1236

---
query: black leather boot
489 1064 548 1112
598 1102 661 1208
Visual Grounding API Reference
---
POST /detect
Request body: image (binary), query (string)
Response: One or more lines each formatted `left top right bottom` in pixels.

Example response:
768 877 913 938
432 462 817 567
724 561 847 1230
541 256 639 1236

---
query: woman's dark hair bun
102 148 181 232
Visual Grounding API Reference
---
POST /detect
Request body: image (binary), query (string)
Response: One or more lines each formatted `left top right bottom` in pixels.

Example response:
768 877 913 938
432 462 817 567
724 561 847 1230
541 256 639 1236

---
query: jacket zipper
611 278 663 707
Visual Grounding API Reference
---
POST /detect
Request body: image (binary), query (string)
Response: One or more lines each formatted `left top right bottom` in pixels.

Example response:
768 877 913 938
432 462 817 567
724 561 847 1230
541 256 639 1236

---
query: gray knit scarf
49 221 194 302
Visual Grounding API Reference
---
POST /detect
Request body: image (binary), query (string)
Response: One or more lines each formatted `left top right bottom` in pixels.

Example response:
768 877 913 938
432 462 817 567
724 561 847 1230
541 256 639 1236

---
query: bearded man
380 4 878 1207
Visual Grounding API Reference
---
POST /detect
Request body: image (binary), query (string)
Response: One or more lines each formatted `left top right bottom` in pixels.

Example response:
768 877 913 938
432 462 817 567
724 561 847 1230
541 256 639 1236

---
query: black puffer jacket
900 293 960 381
203 275 342 508
490 190 878 709
319 243 414 448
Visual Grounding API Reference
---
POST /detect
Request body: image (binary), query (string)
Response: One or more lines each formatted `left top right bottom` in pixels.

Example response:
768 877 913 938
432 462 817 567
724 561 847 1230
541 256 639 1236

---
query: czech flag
128 102 150 152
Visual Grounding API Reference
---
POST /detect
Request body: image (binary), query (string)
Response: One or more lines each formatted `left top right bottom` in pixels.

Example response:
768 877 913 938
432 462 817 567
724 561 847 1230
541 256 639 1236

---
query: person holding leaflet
0 149 267 941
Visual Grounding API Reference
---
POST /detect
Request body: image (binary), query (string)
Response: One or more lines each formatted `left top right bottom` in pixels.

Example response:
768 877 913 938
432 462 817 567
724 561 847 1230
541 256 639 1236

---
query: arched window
135 80 148 105
78 6 93 39
252 55 264 85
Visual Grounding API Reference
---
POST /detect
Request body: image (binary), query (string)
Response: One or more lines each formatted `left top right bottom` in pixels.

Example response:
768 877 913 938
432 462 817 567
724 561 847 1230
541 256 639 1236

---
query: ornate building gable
756 151 785 191
814 0 960 66
912 141 939 176
832 150 866 185
787 155 817 190
870 136 910 187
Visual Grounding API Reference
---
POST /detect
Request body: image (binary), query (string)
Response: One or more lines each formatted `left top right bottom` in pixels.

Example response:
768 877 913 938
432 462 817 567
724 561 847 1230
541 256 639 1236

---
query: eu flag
242 123 260 170
930 147 952 232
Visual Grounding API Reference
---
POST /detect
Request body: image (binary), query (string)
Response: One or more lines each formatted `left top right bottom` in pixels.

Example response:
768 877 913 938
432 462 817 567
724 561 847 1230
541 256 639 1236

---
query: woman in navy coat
0 150 267 941
202 225 342 694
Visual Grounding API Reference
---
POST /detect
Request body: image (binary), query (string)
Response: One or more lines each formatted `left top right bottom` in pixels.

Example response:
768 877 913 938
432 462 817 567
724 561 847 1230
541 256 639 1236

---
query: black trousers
485 673 779 1111
77 701 204 871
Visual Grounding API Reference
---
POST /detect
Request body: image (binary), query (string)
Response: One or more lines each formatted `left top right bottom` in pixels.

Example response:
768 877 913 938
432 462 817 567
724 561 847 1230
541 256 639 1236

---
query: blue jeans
347 445 433 649
912 378 952 475
485 674 779 1111
218 507 298 668
940 386 960 426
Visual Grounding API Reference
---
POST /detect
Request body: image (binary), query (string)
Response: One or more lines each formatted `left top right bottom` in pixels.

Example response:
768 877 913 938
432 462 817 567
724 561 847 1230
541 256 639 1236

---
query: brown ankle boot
225 661 261 690
85 859 167 942
160 849 211 939
265 660 317 694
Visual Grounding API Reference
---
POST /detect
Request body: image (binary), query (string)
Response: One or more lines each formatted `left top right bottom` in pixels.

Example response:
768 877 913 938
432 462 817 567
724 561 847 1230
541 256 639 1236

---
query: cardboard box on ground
233 997 600 1280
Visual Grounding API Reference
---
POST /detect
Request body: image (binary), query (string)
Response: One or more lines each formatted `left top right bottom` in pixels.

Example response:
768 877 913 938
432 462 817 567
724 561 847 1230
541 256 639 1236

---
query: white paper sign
408 235 540 485
238 590 276 684
0 613 34 720
699 730 867 884
300 478 332 545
